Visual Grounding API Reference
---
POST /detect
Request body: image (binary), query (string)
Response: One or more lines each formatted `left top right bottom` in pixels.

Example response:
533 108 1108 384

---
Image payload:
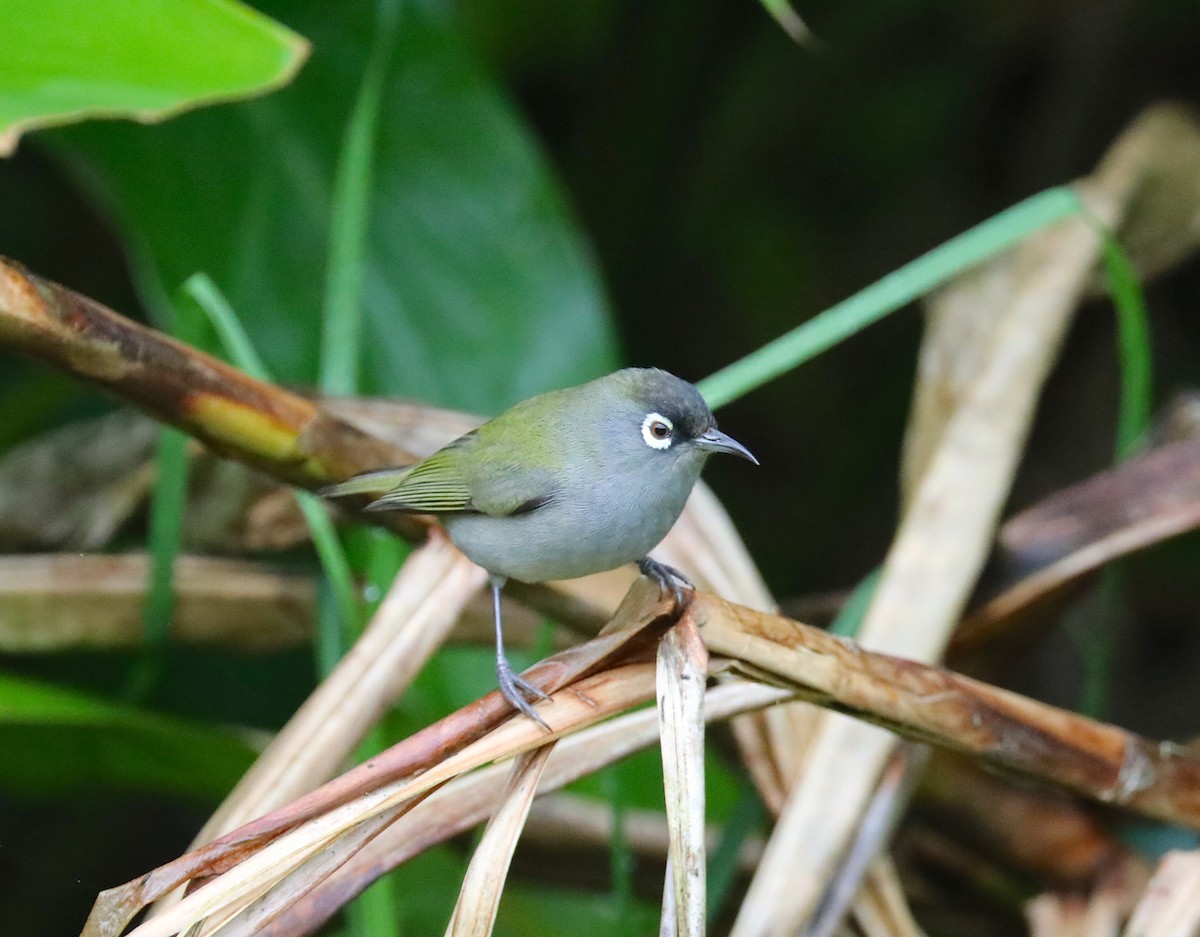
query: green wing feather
366 447 474 513
324 392 568 518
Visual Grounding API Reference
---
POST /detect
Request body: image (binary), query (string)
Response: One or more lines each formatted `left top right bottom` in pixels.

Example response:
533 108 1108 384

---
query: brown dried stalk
953 434 1200 669
0 553 313 652
0 257 411 495
84 587 1200 937
81 583 677 937
657 617 709 937
689 592 1200 828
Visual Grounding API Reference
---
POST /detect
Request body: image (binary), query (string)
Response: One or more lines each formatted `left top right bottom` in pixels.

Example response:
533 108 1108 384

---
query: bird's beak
695 428 759 464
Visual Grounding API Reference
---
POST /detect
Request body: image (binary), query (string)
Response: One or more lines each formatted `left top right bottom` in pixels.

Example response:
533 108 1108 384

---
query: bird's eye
641 412 674 450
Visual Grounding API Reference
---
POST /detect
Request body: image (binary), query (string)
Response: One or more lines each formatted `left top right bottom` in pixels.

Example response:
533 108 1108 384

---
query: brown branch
692 593 1200 829
953 434 1200 669
0 257 413 496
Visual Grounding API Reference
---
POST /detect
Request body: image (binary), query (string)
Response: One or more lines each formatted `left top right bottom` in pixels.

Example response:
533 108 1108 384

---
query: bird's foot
496 656 552 731
638 557 693 608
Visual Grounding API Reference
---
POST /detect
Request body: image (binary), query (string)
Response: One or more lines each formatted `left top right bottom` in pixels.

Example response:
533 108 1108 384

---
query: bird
322 368 757 728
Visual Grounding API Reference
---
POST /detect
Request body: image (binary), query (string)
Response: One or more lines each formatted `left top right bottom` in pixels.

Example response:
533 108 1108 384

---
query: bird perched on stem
323 368 757 728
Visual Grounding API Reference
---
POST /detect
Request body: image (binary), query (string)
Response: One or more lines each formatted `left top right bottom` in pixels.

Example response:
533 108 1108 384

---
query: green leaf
0 0 307 154
44 0 617 413
0 671 258 800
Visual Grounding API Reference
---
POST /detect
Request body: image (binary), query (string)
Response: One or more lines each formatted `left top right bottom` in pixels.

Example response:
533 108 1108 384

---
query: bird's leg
491 576 551 730
637 556 693 608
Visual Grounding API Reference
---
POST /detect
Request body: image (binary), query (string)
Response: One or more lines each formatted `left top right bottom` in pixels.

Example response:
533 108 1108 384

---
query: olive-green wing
364 445 474 513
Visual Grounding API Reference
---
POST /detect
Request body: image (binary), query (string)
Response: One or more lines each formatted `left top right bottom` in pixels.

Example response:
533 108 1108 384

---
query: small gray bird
323 368 757 727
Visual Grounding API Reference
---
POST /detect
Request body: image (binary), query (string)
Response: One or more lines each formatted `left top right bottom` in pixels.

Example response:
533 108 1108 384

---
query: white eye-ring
641 412 674 450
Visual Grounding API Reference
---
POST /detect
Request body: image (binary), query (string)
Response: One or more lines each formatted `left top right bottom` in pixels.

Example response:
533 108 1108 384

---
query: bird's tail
319 466 414 499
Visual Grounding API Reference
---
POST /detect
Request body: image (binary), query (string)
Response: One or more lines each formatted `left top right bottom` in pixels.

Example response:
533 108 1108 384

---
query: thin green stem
180 274 361 634
1100 233 1154 461
697 187 1084 409
319 0 401 396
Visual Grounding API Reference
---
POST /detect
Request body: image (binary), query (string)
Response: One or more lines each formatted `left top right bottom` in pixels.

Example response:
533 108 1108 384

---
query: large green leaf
45 0 617 413
0 672 258 800
0 0 307 154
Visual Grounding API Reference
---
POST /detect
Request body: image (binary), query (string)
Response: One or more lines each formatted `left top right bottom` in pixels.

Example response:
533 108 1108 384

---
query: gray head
598 368 758 469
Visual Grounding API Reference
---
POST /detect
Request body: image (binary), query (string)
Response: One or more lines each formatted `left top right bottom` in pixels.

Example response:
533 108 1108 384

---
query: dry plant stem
199 797 429 937
734 107 1164 936
953 434 1200 664
260 679 792 937
655 484 808 817
852 860 930 937
85 585 1200 937
690 592 1200 829
82 584 677 937
1123 851 1200 937
660 855 679 937
118 661 665 937
0 257 413 493
0 553 313 652
192 532 485 844
805 746 926 937
657 618 709 937
445 744 556 937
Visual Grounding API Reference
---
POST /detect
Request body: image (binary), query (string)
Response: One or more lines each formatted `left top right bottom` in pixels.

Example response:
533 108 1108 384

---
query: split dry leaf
953 433 1200 670
657 618 709 937
81 582 677 937
734 104 1200 936
0 553 313 652
258 680 790 937
444 743 556 937
81 583 1200 937
118 658 665 937
189 531 485 847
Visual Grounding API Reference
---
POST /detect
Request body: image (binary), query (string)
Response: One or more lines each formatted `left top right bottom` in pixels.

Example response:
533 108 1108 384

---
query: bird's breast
444 474 692 583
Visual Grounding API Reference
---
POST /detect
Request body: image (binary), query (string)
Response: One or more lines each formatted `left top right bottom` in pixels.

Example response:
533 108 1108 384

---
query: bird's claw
497 657 551 731
638 557 693 608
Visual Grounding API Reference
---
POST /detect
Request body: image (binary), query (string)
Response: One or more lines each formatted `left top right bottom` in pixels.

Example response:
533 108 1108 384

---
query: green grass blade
125 424 191 700
180 273 361 632
127 291 210 699
707 782 765 920
319 0 401 396
1075 227 1153 720
181 273 272 381
1100 234 1154 461
829 566 883 638
697 187 1084 409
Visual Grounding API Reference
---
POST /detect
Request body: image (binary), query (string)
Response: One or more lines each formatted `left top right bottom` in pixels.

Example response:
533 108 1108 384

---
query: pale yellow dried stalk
195 532 485 843
657 618 709 937
445 744 555 937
